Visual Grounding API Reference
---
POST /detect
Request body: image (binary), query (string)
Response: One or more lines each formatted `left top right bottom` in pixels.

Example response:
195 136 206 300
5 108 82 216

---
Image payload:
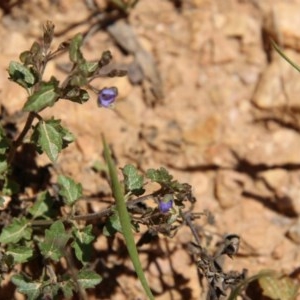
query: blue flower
158 194 173 213
98 87 118 108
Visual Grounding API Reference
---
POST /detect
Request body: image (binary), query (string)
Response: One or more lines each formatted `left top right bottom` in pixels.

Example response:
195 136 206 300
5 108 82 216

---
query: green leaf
102 135 154 300
60 279 74 298
60 125 75 146
19 50 35 65
122 164 145 195
146 167 173 185
32 119 74 162
20 42 42 66
62 86 89 103
77 269 102 289
12 274 42 300
0 217 32 244
79 61 98 76
0 132 8 174
8 61 37 88
91 160 108 173
146 167 185 191
103 211 122 236
0 253 14 274
28 191 53 219
0 157 8 177
7 245 33 263
73 225 94 244
72 242 92 264
34 120 63 162
39 220 70 261
42 284 60 299
58 175 82 205
259 271 299 300
69 33 84 64
0 125 10 155
69 73 88 87
72 225 94 263
23 78 59 112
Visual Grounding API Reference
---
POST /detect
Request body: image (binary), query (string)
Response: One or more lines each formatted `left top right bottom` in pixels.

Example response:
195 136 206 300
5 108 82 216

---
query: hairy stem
7 112 38 164
31 193 155 226
182 211 202 247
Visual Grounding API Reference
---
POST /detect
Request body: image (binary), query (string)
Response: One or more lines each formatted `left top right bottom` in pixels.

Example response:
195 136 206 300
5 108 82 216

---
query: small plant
0 21 128 299
2 20 295 300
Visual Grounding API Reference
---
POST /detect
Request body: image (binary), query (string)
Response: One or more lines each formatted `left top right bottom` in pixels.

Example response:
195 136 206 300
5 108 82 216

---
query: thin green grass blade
272 40 300 73
102 135 154 300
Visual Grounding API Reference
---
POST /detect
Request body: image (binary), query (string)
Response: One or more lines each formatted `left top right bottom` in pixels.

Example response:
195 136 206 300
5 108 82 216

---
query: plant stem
64 246 88 300
7 112 37 164
31 193 155 226
182 211 202 247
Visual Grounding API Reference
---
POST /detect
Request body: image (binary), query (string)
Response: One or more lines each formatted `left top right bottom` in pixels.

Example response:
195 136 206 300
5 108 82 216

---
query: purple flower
158 194 173 213
98 87 118 108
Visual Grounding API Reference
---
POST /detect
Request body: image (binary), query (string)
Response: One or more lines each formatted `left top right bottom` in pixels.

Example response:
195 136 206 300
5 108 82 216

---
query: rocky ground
1 0 300 299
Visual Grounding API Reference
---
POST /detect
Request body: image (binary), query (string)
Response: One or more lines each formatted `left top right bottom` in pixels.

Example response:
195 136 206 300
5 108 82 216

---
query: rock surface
1 0 300 299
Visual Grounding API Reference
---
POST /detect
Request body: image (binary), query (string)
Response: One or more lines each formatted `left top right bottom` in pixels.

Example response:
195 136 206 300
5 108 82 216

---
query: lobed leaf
77 269 102 289
42 284 60 299
32 118 74 162
122 164 145 195
23 78 59 112
146 167 186 192
0 217 32 244
72 225 94 263
103 211 122 236
28 191 53 219
12 274 42 300
60 279 74 298
146 167 173 185
7 245 33 263
34 120 62 162
39 220 70 261
73 225 94 244
58 175 82 206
